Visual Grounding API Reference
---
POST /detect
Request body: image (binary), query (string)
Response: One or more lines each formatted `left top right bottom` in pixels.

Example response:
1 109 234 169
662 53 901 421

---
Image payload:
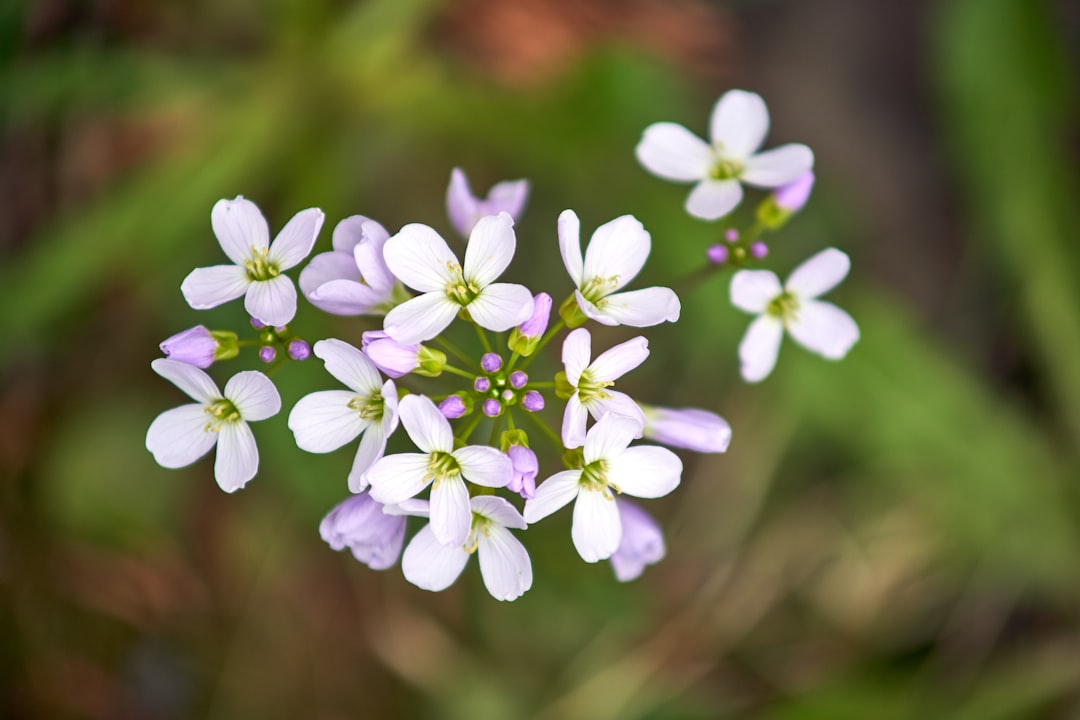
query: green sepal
755 196 792 230
562 447 584 470
415 346 447 377
499 428 530 452
210 330 240 361
554 371 575 400
559 293 589 328
507 327 540 357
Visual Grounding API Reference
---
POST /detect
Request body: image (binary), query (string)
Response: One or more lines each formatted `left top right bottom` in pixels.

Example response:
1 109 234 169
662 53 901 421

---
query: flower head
635 89 814 220
299 215 401 316
610 500 665 582
320 493 407 570
446 168 530 238
560 328 649 448
642 405 732 453
146 359 281 492
731 247 859 382
159 326 237 368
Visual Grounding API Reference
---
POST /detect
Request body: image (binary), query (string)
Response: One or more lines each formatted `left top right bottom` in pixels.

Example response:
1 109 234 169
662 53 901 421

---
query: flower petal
454 446 512 488
446 167 480 238
398 394 452 454
742 144 814 188
561 328 592 386
587 391 646 433
786 299 859 360
214 421 259 493
607 446 682 498
307 279 386 316
610 500 665 582
730 269 782 314
709 89 769 159
582 287 681 327
151 358 220 403
635 122 712 181
269 208 324 270
581 215 650 293
572 488 621 562
523 470 581 523
224 370 281 421
299 251 358 297
477 526 532 601
402 524 469 592
471 496 527 530
464 212 516 287
146 404 217 468
784 247 850 299
485 179 529 219
557 209 584 287
352 221 396 294
313 338 383 394
288 390 366 453
383 223 459 293
739 315 784 383
588 336 649 382
686 179 743 221
642 406 732 453
366 453 433 505
211 196 269 265
561 394 589 449
430 474 471 547
348 423 387 493
181 265 250 310
244 275 297 327
382 292 459 345
583 413 639 465
467 283 534 332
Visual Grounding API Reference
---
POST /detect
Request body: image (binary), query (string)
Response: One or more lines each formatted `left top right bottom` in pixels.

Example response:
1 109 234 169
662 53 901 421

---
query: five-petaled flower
560 328 648 449
320 492 407 570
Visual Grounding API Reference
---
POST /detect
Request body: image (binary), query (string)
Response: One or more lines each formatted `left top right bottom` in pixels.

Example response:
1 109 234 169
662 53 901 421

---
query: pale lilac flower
146 359 281 492
181 196 324 326
446 167 530 238
558 210 680 327
560 328 648 449
635 89 814 220
506 445 538 499
524 414 682 563
159 326 218 368
382 213 534 344
610 500 665 582
288 339 399 492
731 247 859 383
402 496 532 601
641 405 731 453
366 394 511 546
320 493 406 570
299 215 401 316
361 331 419 378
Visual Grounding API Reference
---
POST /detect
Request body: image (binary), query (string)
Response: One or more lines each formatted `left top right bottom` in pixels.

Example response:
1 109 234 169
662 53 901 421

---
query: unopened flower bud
482 398 502 417
724 228 739 243
438 395 468 419
757 171 815 230
522 391 545 412
509 370 528 389
481 353 503 372
259 346 276 363
288 339 311 361
502 389 516 404
508 292 552 356
707 244 728 265
250 317 266 330
474 376 491 393
642 405 731 453
506 445 538 499
446 167 530 238
414 345 447 378
362 331 420 378
750 241 768 259
558 293 589 329
160 325 236 368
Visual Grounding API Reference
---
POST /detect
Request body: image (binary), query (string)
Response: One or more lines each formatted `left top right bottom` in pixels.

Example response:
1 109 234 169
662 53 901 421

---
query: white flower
298 215 401 316
560 328 648 449
365 394 512 546
181 196 324 326
558 210 680 327
146 359 281 492
731 247 859 383
381 212 534 344
524 414 682 563
287 339 399 492
401 496 533 601
635 89 814 220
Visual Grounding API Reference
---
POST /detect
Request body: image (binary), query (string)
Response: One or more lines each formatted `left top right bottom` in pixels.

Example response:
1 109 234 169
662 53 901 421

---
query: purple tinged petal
785 300 859 360
454 445 512 488
313 338 383 394
642 406 732 453
773 170 815 212
578 287 682 328
519 292 552 338
244 275 297 327
269 208 324 270
181 265 250 310
211 196 270 265
606 446 682 499
319 493 406 571
299 250 359 297
561 327 592 386
471 495 527 530
363 335 419 378
476 525 533 601
583 413 640 465
506 445 538 499
352 223 396 295
587 390 646 434
784 248 851 300
288 389 367 453
523 470 581 523
383 223 459 294
160 326 217 368
366 453 432 505
561 394 588 449
610 500 665 582
485 178 530 222
446 167 481 238
430 474 471 546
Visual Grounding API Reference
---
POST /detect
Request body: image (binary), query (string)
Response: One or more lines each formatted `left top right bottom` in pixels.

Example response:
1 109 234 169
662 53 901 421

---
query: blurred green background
2 0 1079 717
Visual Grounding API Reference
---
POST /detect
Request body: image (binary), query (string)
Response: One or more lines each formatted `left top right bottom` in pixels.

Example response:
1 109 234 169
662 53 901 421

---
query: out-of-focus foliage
1 0 1078 718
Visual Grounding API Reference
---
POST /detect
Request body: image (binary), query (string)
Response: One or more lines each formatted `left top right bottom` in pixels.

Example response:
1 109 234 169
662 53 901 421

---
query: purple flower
506 445 538 499
299 216 400 316
707 244 729 265
160 326 217 368
641 405 732 453
610 500 665 582
288 339 311 361
259 346 276 363
773 170 815 212
361 331 419 378
319 493 407 571
446 167 530 238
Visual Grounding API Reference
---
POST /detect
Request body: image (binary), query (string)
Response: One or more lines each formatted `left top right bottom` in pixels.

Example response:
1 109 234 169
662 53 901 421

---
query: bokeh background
3 0 1080 717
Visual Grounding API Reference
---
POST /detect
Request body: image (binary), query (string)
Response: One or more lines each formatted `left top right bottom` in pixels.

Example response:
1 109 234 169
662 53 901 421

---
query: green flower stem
523 407 564 450
474 324 493 354
527 381 556 388
505 351 521 373
456 411 484 443
441 364 476 380
433 336 474 367
519 320 566 371
488 415 504 446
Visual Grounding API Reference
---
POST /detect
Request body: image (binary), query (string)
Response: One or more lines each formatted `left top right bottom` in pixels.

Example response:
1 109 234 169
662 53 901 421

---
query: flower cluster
147 90 856 601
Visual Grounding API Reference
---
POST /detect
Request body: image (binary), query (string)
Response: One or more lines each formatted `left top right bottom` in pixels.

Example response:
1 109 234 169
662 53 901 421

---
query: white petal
366 453 432 505
307 279 385 316
581 287 681 327
523 470 581 523
454 446 512 488
557 209 584 287
471 496 527 530
477 526 533 601
398 394 453 453
224 370 281 421
146 404 217 468
607 446 682 498
709 90 769 159
214 421 259 493
588 336 649 382
383 223 459 293
348 422 387 492
402 524 469 592
742 144 814 188
382 292 459 345
686 179 743 221
269 208 324 270
572 488 621 562
244 275 297 327
181 265 250 310
561 395 589 449
467 283 533 332
588 391 646 433
583 413 639 465
581 215 650 294
430 474 471 546
785 248 851 299
730 270 782 314
464 212 516 287
299 251 358 297
561 328 592 386
379 380 400 436
288 390 366 452
739 315 784 383
211 196 269 265
330 214 367 253
151 358 220 403
786 300 859 360
313 338 383 394
634 122 712 181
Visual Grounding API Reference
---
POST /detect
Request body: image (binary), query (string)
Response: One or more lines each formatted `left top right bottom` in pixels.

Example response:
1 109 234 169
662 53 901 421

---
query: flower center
465 512 492 553
244 247 280 282
580 275 619 305
444 262 480 306
766 291 799 320
347 392 384 421
204 398 241 431
576 370 613 403
580 459 618 499
709 157 744 181
426 450 461 488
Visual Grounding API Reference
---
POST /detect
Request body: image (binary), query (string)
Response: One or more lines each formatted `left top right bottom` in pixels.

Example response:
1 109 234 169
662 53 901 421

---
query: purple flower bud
319 494 406 571
361 331 419 378
259 346 276 363
773 170 815 212
724 228 739 243
250 317 266 330
509 370 528 389
288 339 311 361
447 167 530 238
474 376 491 393
439 395 467 419
506 445 538 499
707 244 729 265
482 398 502 417
750 241 768 259
273 325 287 334
642 405 731 453
518 292 552 339
160 325 216 368
522 391 545 412
502 389 515 402
610 500 665 582
481 353 503 372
